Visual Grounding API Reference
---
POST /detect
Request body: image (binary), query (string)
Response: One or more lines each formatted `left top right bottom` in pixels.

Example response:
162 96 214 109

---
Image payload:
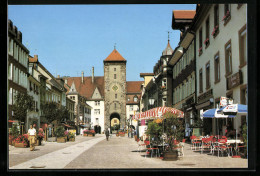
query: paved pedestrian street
9 134 247 169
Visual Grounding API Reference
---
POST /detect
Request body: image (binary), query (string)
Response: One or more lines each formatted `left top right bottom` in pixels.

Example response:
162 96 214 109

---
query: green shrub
54 126 65 137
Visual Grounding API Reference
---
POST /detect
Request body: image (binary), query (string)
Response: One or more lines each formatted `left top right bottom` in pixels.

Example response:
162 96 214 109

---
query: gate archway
110 112 120 133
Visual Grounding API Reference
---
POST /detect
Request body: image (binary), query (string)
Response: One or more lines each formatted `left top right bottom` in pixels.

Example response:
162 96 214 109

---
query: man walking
27 125 36 151
105 128 109 141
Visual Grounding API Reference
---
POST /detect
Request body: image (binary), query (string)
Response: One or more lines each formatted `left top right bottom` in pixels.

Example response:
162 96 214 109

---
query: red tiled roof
173 10 196 19
29 55 38 63
104 49 126 62
65 76 104 100
126 81 143 93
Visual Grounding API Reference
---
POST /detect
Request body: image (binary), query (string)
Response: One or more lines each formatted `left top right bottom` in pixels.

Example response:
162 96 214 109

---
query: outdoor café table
151 143 169 157
226 139 244 156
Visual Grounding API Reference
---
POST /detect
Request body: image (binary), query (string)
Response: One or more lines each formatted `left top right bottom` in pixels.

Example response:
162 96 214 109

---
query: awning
203 108 235 118
133 107 184 120
8 120 19 123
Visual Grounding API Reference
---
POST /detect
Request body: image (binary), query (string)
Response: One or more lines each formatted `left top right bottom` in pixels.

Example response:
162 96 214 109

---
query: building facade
191 4 247 135
8 20 29 127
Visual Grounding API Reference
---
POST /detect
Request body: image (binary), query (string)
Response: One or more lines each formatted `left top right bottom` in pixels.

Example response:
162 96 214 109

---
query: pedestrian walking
27 125 36 151
105 128 109 141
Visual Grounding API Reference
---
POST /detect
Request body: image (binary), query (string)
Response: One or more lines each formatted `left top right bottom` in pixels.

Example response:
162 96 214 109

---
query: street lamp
149 98 155 109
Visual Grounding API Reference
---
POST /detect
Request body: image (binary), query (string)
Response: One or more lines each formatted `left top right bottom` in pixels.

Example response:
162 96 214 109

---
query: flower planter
14 142 28 148
119 134 125 137
87 134 95 137
57 137 66 143
116 134 119 137
163 150 178 161
83 133 88 136
69 138 75 142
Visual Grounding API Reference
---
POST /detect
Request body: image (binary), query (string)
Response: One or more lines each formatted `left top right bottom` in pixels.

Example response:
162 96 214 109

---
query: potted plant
68 132 75 142
64 130 69 141
55 126 66 143
83 130 96 137
162 112 184 161
146 120 162 143
14 134 29 148
36 128 44 146
83 129 88 136
211 25 219 37
222 10 230 23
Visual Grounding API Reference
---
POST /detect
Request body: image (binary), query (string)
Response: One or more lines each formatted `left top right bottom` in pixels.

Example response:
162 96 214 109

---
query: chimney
81 71 84 83
57 75 60 78
92 67 94 83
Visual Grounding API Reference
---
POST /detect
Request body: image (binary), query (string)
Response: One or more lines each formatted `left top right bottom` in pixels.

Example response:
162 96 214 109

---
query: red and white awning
132 107 184 120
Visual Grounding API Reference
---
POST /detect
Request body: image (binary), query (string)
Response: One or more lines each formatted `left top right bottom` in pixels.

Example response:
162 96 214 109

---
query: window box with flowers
198 47 203 56
222 11 231 25
161 85 166 90
14 134 29 148
204 38 210 47
211 25 219 38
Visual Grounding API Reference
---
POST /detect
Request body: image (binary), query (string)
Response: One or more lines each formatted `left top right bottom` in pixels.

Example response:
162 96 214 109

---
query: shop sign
220 97 227 107
227 71 241 90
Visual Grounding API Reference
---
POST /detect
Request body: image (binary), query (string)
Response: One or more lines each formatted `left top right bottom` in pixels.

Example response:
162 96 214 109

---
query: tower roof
104 49 126 62
162 41 174 56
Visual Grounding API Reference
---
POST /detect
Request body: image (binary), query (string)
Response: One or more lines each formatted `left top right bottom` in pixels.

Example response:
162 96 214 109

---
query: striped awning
132 107 184 120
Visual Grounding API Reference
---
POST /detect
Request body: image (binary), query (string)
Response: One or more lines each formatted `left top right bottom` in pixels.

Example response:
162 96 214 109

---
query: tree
12 92 34 122
163 112 185 151
41 102 69 124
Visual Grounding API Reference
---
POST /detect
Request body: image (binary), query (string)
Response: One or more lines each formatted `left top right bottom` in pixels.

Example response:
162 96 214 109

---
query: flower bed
68 132 75 142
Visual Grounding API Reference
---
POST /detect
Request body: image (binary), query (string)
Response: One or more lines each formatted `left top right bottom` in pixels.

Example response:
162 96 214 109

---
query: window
114 103 117 110
205 17 210 47
206 62 210 89
134 96 138 102
214 5 219 27
8 38 13 56
223 4 231 25
9 88 12 105
239 25 247 67
225 40 232 76
94 109 100 115
240 85 247 105
127 98 130 101
114 74 116 79
199 28 203 54
130 105 133 111
115 94 117 99
214 52 220 83
8 63 13 80
199 69 203 93
114 68 116 71
95 101 100 106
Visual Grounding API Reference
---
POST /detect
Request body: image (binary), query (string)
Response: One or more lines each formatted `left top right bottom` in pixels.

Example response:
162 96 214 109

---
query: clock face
112 85 118 91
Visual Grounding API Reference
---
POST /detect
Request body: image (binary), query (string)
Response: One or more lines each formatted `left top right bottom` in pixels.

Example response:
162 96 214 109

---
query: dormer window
134 96 138 102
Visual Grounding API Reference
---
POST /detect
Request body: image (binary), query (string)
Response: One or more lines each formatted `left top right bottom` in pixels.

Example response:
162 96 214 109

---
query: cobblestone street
9 134 247 169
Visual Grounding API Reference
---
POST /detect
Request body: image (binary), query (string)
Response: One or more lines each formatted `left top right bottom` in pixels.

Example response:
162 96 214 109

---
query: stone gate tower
103 49 127 130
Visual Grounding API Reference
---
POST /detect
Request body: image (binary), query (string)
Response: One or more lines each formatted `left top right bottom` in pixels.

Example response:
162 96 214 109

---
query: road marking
10 136 105 169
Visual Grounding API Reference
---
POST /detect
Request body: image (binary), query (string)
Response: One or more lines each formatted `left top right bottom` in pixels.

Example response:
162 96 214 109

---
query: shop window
239 25 247 68
225 40 232 76
214 52 220 83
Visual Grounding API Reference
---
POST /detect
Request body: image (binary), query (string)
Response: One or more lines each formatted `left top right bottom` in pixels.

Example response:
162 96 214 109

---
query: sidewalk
9 134 105 168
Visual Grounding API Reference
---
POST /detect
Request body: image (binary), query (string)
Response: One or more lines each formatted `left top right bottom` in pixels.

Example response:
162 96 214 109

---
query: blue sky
8 4 196 81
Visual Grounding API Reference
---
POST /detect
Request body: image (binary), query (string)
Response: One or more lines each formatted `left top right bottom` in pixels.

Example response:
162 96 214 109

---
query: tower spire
114 43 116 50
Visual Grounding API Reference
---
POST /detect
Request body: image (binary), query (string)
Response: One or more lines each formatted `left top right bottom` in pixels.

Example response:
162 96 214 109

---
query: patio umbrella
217 104 247 158
202 108 235 137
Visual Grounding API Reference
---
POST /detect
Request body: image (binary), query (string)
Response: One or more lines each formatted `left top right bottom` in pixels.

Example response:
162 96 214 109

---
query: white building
192 4 247 135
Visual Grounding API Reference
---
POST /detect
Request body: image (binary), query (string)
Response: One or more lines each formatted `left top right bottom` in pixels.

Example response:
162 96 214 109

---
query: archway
110 112 120 134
